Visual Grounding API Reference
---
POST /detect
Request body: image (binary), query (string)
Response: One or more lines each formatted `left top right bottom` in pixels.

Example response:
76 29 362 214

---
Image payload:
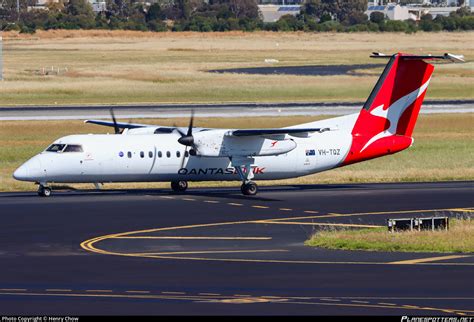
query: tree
63 0 96 29
301 0 367 24
345 11 367 25
146 3 163 21
66 0 93 16
301 0 321 18
370 11 385 24
229 0 259 19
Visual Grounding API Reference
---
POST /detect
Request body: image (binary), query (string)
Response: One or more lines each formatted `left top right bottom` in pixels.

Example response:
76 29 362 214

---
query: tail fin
343 52 462 165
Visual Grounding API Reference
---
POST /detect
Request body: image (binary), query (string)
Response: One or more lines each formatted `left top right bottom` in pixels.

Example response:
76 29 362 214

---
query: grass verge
306 218 474 253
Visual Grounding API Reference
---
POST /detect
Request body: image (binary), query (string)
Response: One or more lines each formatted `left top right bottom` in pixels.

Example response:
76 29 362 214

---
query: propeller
177 109 195 146
109 108 120 134
177 110 195 169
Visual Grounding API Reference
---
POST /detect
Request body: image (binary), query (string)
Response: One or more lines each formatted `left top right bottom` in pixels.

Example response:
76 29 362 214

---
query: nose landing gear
38 184 52 197
171 180 188 193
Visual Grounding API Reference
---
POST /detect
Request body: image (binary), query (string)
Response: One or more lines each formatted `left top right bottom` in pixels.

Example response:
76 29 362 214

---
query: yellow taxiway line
389 254 472 265
258 221 383 228
111 236 272 240
80 206 474 266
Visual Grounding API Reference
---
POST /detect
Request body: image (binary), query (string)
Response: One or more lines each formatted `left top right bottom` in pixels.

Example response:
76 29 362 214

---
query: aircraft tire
241 182 258 196
171 180 188 193
38 186 52 197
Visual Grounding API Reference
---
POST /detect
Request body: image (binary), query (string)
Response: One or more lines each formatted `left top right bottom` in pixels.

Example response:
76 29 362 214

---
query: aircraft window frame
63 144 84 153
158 151 162 158
176 151 181 158
184 151 189 158
148 151 153 158
46 144 66 153
140 151 145 158
166 151 171 158
127 151 132 158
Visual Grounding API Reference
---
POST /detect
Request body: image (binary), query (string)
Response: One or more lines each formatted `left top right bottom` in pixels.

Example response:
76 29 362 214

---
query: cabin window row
120 151 189 159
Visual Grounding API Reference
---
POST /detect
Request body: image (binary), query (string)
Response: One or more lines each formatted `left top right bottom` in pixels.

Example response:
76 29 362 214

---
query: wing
85 119 211 134
84 119 150 129
229 128 330 137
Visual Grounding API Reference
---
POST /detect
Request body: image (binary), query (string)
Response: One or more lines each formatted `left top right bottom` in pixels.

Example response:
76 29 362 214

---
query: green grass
0 113 472 192
306 218 474 253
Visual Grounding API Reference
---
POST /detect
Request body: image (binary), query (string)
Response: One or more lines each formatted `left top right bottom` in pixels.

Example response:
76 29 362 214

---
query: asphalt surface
0 181 473 315
209 63 386 76
1 100 473 121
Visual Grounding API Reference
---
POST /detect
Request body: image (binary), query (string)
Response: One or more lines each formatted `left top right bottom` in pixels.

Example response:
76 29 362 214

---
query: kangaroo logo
360 78 431 152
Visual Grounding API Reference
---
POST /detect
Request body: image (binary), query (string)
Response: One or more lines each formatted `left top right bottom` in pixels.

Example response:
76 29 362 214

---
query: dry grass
0 113 472 192
307 218 474 253
1 30 473 106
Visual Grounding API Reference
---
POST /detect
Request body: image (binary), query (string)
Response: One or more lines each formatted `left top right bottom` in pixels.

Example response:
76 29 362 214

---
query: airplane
13 52 464 197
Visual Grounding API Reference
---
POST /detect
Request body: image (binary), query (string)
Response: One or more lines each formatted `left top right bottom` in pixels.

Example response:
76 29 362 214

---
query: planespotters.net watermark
402 317 473 322
2 317 79 322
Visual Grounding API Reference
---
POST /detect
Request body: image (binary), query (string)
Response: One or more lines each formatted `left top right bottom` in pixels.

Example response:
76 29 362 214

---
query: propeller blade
177 110 195 146
187 110 195 136
179 146 188 169
110 108 120 134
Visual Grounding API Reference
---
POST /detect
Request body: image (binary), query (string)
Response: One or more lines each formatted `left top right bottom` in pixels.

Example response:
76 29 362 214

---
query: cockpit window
46 144 66 152
63 145 83 152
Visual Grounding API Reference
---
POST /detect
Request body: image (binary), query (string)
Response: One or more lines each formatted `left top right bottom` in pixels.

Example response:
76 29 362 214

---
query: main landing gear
233 159 258 196
241 181 258 196
37 184 52 197
171 180 188 193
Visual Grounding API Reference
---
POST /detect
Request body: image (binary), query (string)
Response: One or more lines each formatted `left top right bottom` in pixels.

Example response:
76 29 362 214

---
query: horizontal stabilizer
370 52 465 63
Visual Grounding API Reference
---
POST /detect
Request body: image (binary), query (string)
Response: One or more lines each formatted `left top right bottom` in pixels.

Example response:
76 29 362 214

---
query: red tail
343 53 434 165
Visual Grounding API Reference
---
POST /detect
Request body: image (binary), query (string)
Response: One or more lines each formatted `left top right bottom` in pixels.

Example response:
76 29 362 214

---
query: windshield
46 144 66 152
45 144 83 153
63 145 83 152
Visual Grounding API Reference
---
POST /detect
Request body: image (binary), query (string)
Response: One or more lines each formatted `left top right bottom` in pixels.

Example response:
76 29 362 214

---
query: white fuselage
13 114 358 185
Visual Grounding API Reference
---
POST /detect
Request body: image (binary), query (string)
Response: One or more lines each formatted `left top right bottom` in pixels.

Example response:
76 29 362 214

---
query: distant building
366 4 419 20
258 4 301 22
257 0 303 4
28 0 106 12
89 0 106 12
366 1 471 20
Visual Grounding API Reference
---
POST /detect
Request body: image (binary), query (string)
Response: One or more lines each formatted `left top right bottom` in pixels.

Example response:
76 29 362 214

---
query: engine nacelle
193 130 297 157
124 127 160 135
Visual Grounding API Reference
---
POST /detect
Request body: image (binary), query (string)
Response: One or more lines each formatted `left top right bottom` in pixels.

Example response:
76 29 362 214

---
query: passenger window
46 144 66 153
166 151 171 158
127 152 132 158
149 151 153 158
63 145 83 153
176 151 181 158
158 151 162 158
140 151 144 158
185 151 189 158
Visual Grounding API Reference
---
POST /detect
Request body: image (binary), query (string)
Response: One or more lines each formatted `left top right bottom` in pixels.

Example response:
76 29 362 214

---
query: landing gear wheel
38 185 51 197
241 181 258 196
171 180 188 193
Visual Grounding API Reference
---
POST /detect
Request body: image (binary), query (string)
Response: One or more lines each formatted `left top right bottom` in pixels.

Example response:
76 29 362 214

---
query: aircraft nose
13 164 29 181
13 157 44 181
